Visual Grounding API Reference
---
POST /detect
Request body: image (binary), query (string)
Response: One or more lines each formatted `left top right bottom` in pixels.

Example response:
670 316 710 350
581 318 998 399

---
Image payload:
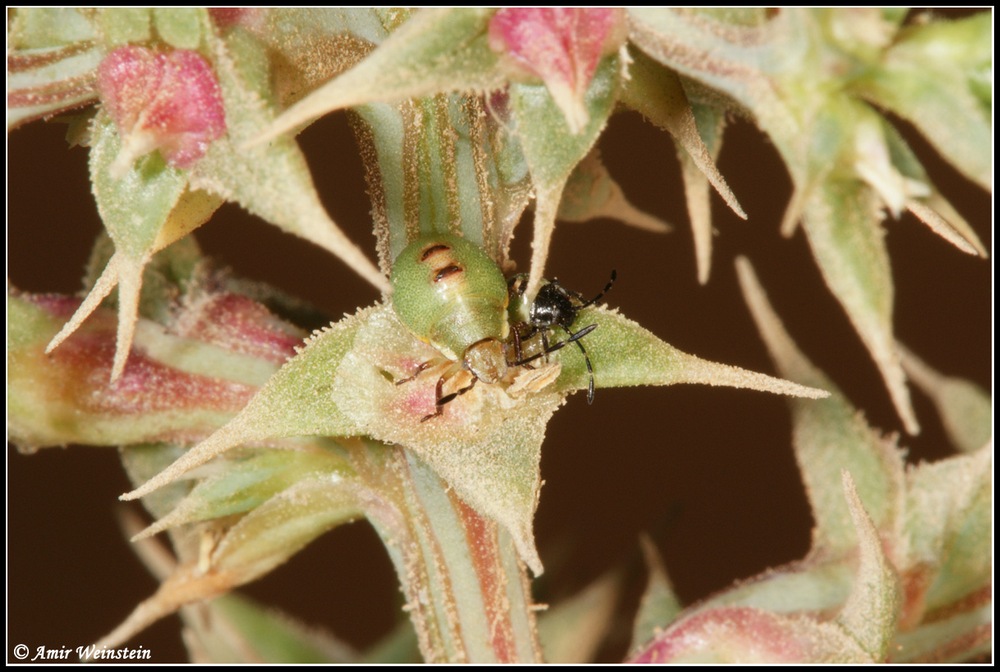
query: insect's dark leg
438 376 478 408
513 323 597 366
512 326 523 363
545 323 597 353
395 359 436 385
562 326 595 404
509 323 538 369
420 375 478 422
420 374 448 421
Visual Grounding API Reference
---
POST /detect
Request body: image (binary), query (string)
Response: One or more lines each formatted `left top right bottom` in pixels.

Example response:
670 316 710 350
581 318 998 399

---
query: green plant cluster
8 8 990 663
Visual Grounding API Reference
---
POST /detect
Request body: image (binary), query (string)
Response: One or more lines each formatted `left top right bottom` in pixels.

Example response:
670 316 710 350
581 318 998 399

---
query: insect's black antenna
578 269 617 309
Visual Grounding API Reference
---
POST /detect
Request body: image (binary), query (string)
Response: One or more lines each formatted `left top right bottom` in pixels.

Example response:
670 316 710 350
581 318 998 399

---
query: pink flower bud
208 8 264 32
12 294 258 444
489 8 626 132
208 8 249 28
172 292 304 364
98 45 226 170
630 607 856 664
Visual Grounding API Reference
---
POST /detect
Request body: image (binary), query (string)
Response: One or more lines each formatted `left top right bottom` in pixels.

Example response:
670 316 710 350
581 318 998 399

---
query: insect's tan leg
421 374 478 422
395 359 437 386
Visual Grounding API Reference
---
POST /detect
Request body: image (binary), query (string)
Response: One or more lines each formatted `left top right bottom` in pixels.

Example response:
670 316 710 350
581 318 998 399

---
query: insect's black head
530 281 579 329
509 270 615 404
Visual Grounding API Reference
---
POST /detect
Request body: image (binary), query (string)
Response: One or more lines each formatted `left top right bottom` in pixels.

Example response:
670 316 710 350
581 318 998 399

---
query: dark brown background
8 68 990 661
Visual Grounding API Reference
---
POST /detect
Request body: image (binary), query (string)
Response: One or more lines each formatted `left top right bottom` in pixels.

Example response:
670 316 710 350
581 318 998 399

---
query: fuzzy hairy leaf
120 304 370 501
899 345 992 454
538 569 621 663
43 112 214 381
879 120 986 257
89 107 189 249
552 304 827 400
736 257 906 554
257 8 502 145
94 473 362 653
619 47 745 252
854 13 992 191
134 447 353 540
510 55 620 300
696 559 855 616
628 606 872 664
331 306 560 575
626 7 804 165
737 256 989 660
627 8 990 436
191 14 388 293
123 292 825 577
209 475 362 577
558 151 671 233
630 538 684 654
801 180 918 434
903 443 993 611
122 302 555 574
680 99 737 284
627 474 900 664
43 192 220 383
184 593 358 663
837 472 901 661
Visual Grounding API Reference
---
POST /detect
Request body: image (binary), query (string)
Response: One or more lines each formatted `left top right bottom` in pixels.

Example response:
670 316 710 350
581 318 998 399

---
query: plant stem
354 444 541 662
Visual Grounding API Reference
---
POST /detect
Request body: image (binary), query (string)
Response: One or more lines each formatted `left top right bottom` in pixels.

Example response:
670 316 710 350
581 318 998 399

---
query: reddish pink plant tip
75 336 258 418
630 607 837 664
488 8 625 132
208 8 264 31
98 45 226 170
488 8 623 78
20 292 87 319
172 292 305 364
208 8 248 27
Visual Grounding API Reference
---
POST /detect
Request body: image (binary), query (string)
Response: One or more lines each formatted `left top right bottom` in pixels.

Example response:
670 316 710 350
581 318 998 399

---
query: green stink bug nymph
390 233 510 421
